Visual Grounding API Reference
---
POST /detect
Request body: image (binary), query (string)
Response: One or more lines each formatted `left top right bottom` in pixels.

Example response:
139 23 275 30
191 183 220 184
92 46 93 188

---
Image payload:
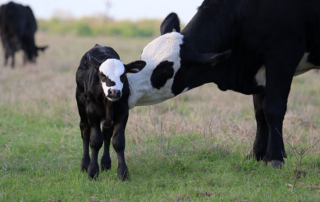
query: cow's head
128 13 230 108
22 37 48 64
90 56 146 101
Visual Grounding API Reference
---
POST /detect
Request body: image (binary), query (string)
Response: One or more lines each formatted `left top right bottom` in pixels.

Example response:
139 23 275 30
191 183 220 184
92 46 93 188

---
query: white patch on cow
255 66 266 86
128 32 184 109
99 59 125 99
255 53 320 87
182 87 189 93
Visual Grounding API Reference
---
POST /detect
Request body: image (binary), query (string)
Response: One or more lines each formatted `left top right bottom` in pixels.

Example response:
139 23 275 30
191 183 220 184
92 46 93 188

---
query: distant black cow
0 2 47 67
127 0 320 167
76 44 145 180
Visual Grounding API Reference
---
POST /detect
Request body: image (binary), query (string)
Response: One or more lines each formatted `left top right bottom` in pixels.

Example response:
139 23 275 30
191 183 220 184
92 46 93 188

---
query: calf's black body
76 45 129 180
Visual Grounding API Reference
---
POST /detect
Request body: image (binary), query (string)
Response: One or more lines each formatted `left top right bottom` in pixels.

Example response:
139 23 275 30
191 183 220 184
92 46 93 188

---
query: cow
128 0 320 167
75 44 146 180
0 2 48 68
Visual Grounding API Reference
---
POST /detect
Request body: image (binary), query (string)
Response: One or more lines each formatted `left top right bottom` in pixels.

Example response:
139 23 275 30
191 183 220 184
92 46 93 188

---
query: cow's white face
128 32 185 108
99 59 126 101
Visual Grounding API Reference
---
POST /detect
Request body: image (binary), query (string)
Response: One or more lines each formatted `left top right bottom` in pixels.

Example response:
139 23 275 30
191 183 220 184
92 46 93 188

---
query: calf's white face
128 32 185 108
98 59 126 101
90 55 146 102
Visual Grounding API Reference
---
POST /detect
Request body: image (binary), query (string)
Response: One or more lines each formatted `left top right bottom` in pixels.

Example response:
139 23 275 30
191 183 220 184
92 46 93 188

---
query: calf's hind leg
79 121 91 171
87 121 103 179
76 92 91 172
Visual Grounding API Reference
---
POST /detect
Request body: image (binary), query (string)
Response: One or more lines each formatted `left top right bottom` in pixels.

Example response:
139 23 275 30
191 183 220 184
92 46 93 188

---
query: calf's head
90 56 146 101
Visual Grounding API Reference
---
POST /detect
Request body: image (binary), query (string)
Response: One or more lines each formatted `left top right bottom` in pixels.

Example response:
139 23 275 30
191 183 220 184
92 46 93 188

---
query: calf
76 44 145 180
0 2 48 67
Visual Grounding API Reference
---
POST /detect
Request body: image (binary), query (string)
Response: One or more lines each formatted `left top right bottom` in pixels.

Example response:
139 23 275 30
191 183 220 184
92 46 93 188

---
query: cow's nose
107 89 121 100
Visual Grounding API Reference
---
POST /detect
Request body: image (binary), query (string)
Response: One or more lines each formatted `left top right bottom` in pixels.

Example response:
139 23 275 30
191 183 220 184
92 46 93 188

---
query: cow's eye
120 75 125 82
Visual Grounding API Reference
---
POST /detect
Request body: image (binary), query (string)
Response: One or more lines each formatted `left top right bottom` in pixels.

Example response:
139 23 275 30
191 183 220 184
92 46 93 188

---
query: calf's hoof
118 166 129 181
88 162 100 179
101 156 111 172
81 157 91 172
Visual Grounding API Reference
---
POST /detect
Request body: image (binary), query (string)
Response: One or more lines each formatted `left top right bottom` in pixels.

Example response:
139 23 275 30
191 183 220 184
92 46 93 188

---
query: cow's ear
160 12 181 35
37 46 48 52
90 56 103 71
124 60 146 73
187 50 231 66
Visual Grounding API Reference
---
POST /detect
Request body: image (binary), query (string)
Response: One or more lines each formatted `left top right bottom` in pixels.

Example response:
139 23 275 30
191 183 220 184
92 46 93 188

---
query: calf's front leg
112 126 129 181
101 123 113 171
88 124 103 179
101 104 114 171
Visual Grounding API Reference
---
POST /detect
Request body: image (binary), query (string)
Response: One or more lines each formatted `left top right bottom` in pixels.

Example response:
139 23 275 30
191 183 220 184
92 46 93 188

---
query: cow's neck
179 0 264 95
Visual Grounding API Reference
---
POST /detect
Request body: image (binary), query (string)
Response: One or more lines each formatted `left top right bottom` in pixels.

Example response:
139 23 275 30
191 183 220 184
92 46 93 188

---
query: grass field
0 33 320 201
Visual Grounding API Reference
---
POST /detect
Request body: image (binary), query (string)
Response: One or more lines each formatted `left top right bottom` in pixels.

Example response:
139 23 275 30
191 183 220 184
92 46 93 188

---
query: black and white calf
128 0 320 167
76 44 145 179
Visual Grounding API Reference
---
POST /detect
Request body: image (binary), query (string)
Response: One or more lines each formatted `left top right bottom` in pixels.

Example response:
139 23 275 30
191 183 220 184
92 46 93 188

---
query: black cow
127 0 320 167
0 2 48 67
75 44 145 180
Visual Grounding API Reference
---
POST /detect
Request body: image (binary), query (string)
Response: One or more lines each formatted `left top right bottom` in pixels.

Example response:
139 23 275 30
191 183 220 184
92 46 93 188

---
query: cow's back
1 2 37 37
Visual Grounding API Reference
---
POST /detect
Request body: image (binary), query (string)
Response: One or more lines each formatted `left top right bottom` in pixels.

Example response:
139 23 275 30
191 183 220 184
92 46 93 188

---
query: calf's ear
160 12 181 35
90 56 103 71
124 60 146 73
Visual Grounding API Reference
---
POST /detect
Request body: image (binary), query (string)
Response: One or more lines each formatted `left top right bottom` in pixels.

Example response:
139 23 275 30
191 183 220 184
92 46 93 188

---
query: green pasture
0 34 320 201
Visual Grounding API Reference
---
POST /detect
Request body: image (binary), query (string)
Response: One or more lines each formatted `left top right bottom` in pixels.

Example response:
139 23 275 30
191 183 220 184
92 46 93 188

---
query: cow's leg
11 51 15 68
112 126 129 181
248 92 269 160
4 51 9 66
263 47 304 166
76 92 91 172
101 123 113 171
23 53 27 66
